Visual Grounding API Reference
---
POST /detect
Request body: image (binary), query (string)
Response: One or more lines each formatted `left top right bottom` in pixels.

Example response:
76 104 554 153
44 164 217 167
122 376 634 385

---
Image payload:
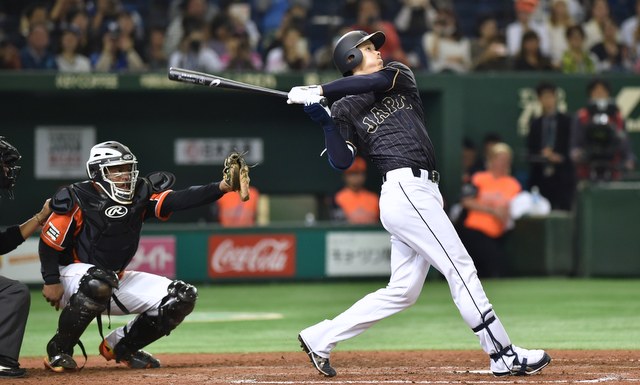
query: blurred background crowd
1 0 639 74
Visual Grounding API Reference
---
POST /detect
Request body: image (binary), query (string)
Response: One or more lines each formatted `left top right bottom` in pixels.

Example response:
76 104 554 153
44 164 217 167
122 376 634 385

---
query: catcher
39 141 250 372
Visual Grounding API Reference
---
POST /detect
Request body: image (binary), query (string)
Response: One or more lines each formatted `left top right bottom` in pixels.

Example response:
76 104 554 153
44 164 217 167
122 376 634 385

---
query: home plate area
18 350 640 385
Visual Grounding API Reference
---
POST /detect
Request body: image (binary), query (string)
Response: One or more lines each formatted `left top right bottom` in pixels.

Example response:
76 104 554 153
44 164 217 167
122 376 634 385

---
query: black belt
382 167 440 184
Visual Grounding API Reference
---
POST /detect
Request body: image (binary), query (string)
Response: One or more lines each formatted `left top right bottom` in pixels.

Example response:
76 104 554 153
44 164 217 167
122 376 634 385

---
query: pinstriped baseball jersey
330 62 436 175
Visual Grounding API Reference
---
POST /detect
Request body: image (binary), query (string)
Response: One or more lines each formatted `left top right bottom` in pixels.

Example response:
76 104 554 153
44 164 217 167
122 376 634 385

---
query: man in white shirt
506 0 550 56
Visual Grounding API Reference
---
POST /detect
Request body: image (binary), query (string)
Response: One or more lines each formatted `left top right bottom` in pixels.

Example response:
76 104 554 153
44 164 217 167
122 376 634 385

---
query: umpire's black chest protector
70 180 152 273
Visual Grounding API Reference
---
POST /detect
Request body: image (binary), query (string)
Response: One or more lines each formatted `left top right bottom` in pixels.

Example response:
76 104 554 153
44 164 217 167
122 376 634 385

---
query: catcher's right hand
222 151 251 201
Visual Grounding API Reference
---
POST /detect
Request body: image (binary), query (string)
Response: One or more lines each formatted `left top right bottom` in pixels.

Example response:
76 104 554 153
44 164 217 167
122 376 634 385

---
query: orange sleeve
40 205 81 251
150 190 173 221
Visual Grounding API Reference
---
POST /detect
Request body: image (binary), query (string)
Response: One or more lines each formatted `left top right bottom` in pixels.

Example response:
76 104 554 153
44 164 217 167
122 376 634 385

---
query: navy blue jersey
330 62 436 175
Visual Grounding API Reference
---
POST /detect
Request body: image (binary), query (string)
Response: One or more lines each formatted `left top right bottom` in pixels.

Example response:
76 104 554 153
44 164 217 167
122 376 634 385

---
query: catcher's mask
86 141 139 204
0 136 21 199
333 30 385 77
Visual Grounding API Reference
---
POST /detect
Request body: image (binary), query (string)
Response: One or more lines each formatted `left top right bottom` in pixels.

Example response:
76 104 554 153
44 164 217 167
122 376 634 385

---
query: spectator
261 3 308 60
91 22 145 72
506 0 550 57
527 81 575 211
264 26 309 72
394 0 436 67
116 10 145 57
144 25 168 70
66 9 92 55
351 0 409 65
20 23 57 70
571 78 636 181
90 0 122 43
50 0 85 27
469 132 502 175
560 25 597 73
460 143 521 278
620 0 640 60
422 8 471 73
590 18 630 72
0 36 21 70
470 15 510 71
169 26 223 73
20 3 52 41
223 30 263 71
332 157 379 224
546 0 574 67
513 30 554 71
214 186 260 227
55 25 90 72
225 1 262 52
582 0 611 50
208 15 233 58
164 0 217 56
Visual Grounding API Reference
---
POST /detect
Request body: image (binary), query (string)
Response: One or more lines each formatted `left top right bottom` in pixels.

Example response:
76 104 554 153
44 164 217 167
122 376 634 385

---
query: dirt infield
15 350 640 384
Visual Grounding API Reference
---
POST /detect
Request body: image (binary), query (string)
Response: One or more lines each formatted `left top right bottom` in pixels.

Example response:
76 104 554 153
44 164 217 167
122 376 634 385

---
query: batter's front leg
300 235 430 358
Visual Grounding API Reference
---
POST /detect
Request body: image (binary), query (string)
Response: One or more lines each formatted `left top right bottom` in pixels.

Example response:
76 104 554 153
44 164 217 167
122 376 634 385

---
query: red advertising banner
208 234 296 278
128 236 176 278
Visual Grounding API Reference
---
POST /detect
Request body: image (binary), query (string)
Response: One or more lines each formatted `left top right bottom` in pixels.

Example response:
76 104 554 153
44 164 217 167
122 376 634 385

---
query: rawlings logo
208 235 296 277
210 79 221 87
105 205 128 218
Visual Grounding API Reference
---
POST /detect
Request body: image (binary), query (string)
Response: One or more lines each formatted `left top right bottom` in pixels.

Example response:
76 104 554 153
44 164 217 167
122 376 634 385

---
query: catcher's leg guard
45 267 118 372
107 280 197 368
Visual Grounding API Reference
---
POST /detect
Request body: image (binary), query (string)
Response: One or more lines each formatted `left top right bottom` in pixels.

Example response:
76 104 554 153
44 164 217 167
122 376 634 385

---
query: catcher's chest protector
71 180 152 272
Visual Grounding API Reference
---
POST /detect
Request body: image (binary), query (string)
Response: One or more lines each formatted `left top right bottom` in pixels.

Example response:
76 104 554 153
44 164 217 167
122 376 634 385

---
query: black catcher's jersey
330 61 436 175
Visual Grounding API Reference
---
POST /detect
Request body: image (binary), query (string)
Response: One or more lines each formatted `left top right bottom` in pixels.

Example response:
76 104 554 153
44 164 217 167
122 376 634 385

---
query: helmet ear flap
344 47 363 75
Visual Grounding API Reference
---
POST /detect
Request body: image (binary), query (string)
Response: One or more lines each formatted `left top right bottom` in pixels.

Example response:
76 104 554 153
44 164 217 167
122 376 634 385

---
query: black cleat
298 334 336 377
0 365 27 378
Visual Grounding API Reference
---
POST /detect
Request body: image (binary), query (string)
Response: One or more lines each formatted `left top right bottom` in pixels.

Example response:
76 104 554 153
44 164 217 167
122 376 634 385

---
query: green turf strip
22 278 640 357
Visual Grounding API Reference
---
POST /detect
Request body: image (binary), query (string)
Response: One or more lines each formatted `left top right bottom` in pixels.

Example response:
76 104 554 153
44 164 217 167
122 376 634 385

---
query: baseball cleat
43 353 79 373
0 365 27 378
99 340 161 369
490 345 551 376
298 334 336 377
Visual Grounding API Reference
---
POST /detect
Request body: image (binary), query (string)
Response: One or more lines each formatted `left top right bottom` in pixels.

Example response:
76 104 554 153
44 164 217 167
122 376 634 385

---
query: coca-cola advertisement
208 234 296 278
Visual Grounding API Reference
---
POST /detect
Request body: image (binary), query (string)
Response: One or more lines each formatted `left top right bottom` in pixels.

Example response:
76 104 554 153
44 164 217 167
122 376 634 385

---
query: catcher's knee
74 267 119 311
157 280 198 332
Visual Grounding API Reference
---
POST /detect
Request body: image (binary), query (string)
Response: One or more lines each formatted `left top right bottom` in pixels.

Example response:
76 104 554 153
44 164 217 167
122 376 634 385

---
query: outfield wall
3 181 640 282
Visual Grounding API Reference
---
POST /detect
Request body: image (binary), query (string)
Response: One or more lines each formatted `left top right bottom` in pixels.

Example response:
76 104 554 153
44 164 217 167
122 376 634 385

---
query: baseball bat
168 67 328 106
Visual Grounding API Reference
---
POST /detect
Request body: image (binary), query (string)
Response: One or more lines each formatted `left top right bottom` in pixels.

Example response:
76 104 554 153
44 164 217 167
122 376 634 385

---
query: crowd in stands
1 0 639 73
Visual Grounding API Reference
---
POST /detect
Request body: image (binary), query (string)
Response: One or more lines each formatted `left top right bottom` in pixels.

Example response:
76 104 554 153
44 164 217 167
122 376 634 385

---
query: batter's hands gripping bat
168 67 328 107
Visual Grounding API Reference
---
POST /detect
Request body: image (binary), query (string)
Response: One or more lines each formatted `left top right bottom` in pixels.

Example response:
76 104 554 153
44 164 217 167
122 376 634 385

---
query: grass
21 278 640 358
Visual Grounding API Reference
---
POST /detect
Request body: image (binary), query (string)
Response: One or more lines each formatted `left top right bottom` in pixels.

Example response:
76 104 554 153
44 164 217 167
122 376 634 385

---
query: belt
382 167 440 184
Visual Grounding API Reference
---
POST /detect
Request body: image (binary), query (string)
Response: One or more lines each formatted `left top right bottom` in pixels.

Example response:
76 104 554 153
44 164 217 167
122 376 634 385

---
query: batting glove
287 85 322 105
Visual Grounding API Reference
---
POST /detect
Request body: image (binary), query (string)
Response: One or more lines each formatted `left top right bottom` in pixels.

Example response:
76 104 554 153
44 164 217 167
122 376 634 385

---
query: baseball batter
39 141 250 372
287 30 551 377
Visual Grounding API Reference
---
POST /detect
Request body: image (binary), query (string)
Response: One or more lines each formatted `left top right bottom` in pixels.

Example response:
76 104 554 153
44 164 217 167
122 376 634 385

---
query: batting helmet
86 141 139 204
333 30 386 76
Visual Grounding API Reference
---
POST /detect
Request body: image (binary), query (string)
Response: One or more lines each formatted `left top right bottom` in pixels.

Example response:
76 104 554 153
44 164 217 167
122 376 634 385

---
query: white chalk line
229 376 640 384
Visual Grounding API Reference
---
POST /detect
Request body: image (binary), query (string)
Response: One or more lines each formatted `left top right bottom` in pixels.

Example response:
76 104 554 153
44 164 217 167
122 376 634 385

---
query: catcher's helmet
0 136 21 199
86 141 139 204
333 30 386 76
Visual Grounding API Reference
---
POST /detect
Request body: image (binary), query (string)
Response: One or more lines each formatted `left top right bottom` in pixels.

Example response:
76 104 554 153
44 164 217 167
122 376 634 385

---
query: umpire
0 136 52 378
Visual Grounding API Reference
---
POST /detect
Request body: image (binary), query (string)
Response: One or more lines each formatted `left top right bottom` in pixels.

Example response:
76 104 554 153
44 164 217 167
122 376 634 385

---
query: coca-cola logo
208 235 296 278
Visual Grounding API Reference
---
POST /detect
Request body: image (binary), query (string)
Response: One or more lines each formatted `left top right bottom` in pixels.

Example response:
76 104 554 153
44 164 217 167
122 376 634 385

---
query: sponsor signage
208 234 296 278
325 231 391 277
0 239 42 283
35 126 96 179
128 236 176 278
174 138 263 165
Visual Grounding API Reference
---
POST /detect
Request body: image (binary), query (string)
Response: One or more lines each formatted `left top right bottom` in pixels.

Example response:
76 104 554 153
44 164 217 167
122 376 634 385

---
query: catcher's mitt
223 151 251 201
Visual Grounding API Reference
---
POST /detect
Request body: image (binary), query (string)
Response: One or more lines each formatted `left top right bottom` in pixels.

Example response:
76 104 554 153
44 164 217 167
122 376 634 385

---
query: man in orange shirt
215 186 260 227
460 143 521 277
333 157 379 224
